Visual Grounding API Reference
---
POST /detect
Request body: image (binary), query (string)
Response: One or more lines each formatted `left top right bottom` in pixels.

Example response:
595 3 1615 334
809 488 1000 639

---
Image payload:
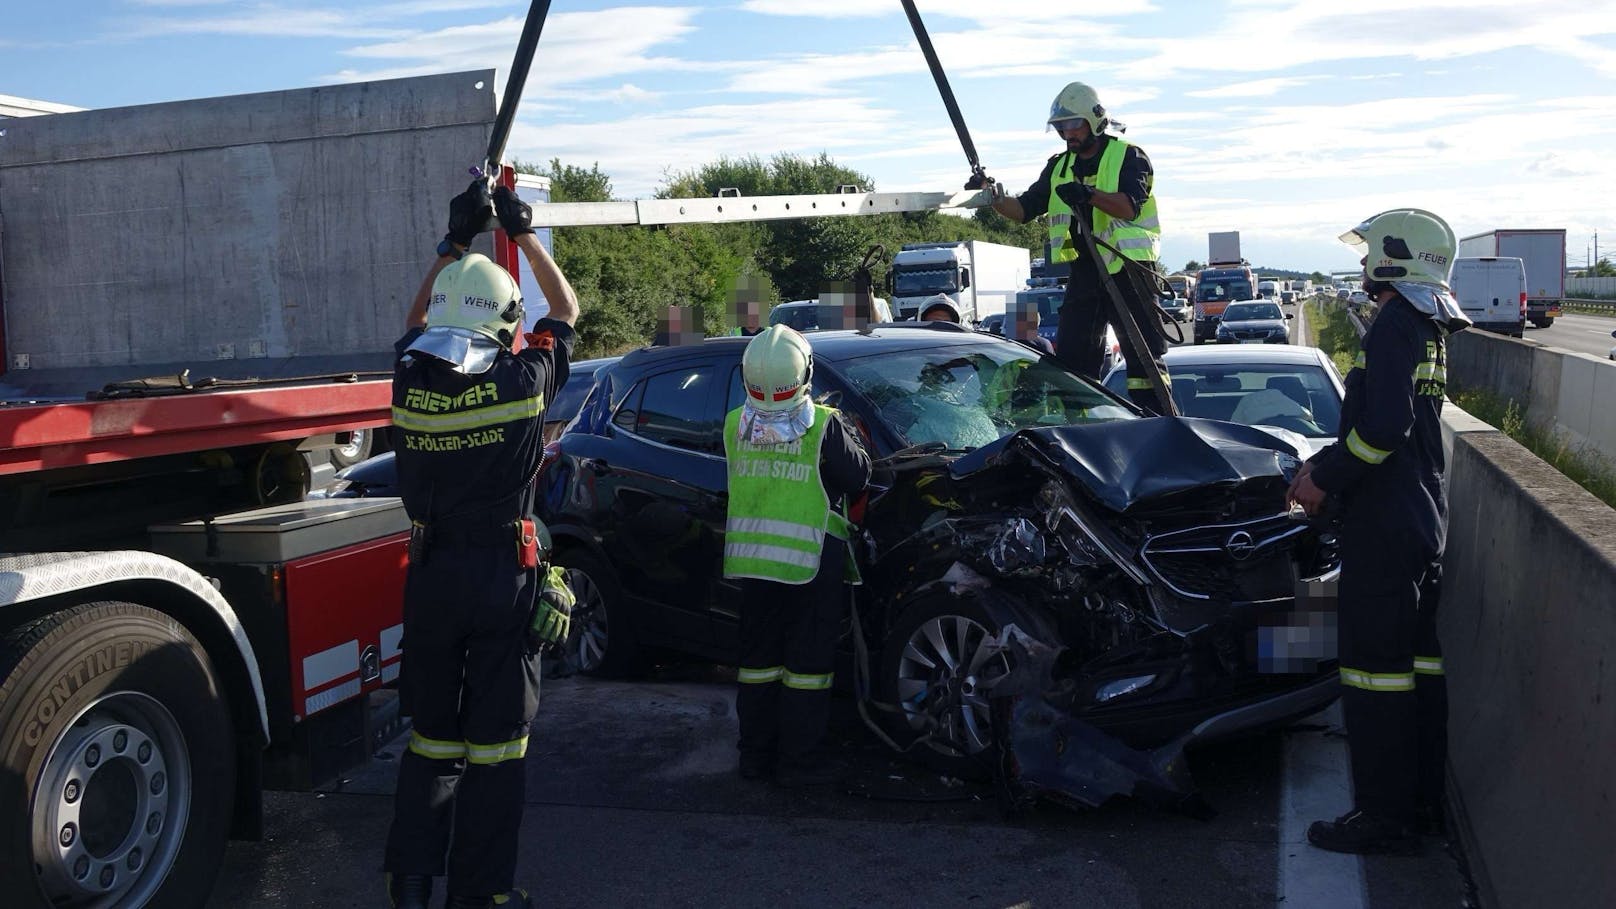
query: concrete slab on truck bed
210 671 1470 908
0 70 498 398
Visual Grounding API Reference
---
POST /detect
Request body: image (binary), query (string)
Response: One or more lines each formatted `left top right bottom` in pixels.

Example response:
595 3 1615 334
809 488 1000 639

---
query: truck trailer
1456 229 1566 327
889 240 1031 324
0 70 528 909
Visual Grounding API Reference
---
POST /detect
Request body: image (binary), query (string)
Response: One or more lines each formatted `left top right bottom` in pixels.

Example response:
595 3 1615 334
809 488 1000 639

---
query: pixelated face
655 305 703 346
817 282 870 331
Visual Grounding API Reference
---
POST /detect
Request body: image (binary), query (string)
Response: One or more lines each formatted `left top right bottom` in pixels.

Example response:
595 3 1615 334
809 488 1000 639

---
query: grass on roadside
1304 299 1361 377
1449 386 1616 509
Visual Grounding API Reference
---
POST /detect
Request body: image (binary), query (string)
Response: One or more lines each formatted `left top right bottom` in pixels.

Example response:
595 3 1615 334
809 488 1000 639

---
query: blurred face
921 305 955 323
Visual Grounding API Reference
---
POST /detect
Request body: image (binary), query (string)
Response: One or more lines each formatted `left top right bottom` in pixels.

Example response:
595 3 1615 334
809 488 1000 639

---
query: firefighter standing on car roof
979 81 1171 413
1287 209 1469 856
382 180 579 909
724 325 871 787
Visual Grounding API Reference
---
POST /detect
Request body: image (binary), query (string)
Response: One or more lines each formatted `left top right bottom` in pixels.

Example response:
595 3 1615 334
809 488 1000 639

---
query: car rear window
1108 362 1340 438
614 366 722 453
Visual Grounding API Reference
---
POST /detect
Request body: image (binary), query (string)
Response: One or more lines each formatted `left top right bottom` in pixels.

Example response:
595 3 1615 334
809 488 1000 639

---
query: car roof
612 323 1013 370
1159 345 1328 367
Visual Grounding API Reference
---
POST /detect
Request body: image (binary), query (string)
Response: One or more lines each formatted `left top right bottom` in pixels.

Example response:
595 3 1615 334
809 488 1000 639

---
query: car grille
1225 329 1272 340
1140 514 1308 604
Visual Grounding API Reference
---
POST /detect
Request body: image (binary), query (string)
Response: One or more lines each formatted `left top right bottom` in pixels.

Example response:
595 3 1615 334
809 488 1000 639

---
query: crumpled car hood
948 417 1301 513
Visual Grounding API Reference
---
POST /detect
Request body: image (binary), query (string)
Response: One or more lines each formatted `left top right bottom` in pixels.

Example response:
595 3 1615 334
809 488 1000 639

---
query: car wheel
330 427 378 469
0 602 235 909
553 548 643 678
876 594 1014 780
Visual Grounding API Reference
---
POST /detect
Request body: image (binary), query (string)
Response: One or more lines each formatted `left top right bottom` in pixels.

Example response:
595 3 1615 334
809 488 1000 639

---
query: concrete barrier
1439 405 1616 909
1447 329 1616 465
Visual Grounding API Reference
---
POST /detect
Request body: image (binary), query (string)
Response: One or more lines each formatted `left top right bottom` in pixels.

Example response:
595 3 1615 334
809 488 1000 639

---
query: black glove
1055 180 1094 209
964 170 991 190
493 185 535 238
445 179 492 247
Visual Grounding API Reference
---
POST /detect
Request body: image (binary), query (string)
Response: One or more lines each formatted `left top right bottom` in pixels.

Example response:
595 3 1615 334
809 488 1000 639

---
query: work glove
444 179 493 248
527 565 576 653
963 172 1005 201
1055 180 1094 209
493 185 535 238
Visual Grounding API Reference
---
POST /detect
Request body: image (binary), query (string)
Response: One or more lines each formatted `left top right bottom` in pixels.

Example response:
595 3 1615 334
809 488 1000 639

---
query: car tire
554 547 644 678
875 594 1014 781
0 602 235 909
329 427 380 469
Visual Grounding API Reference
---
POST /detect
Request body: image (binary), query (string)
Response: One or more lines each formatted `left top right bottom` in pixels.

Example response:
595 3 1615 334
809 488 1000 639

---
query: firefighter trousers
1337 528 1448 826
384 541 542 898
736 536 848 770
1055 264 1170 413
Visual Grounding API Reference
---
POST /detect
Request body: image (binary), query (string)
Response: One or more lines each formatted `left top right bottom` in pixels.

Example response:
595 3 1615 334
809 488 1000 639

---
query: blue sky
6 0 1615 272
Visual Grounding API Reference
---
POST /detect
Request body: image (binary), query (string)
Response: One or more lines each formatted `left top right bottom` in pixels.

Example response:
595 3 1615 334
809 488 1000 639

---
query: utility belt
407 504 552 562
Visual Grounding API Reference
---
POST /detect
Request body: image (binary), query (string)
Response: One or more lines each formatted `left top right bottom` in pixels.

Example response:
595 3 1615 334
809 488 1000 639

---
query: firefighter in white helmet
978 81 1171 413
1288 208 1469 855
723 325 870 787
383 180 579 909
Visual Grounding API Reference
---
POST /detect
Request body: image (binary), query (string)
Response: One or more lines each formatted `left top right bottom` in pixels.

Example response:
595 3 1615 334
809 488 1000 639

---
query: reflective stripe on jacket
1045 139 1161 272
722 403 853 584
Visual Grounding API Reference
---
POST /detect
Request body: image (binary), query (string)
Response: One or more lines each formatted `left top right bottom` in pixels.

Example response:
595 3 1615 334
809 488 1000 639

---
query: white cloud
737 0 1159 20
1187 77 1319 98
120 5 411 39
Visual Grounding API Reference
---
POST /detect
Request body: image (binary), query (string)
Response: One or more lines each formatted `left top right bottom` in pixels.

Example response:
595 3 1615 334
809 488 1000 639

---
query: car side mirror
1286 313 1295 319
1610 329 1616 340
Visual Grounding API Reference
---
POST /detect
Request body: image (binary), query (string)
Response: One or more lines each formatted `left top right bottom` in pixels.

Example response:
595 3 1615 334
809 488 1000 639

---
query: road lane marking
1278 701 1368 909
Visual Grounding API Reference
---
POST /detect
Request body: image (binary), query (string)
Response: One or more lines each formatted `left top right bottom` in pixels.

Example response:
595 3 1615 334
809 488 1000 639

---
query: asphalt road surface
1528 311 1615 359
211 670 1470 909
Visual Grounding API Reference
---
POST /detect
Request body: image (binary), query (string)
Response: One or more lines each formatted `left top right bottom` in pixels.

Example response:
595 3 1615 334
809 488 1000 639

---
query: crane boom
524 188 993 229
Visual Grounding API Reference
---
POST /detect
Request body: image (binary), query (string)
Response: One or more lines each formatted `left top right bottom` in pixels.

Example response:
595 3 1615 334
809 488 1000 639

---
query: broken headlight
986 517 1048 576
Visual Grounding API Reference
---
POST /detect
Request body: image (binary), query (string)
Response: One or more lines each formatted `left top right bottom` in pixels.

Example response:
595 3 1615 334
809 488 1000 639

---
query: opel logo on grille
1224 531 1257 561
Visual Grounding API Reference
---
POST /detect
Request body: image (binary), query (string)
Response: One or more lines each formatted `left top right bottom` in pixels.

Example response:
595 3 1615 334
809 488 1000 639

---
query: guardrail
1563 297 1616 315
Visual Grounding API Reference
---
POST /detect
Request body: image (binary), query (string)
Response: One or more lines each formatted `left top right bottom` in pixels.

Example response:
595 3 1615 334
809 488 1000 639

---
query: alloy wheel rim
32 691 191 908
564 567 609 672
894 614 1012 756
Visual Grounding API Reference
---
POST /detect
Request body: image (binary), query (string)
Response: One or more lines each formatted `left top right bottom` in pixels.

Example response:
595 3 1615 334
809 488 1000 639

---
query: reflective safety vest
722 403 855 585
1046 138 1162 273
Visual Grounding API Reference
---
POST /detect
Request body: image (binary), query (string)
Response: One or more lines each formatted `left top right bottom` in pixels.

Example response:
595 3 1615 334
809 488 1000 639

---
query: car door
602 357 732 658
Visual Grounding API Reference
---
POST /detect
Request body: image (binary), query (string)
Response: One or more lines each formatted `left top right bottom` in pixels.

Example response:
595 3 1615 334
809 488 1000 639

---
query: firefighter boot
385 872 432 909
446 889 532 909
1307 809 1420 856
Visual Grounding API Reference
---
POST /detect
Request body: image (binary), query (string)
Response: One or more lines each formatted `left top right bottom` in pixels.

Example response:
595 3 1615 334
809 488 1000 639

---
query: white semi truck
1457 229 1566 328
890 240 1031 324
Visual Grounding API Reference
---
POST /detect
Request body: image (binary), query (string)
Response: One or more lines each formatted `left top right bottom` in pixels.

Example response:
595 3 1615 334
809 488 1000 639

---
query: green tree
1310 271 1329 284
1183 260 1203 273
1592 257 1616 277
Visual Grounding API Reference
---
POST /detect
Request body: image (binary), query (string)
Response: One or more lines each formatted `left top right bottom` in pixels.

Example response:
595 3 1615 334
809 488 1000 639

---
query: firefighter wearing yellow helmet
384 180 580 909
723 325 870 787
1288 209 1466 856
981 81 1170 413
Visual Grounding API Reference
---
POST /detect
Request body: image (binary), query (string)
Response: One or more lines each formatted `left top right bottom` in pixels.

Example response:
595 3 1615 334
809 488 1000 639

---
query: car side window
621 366 721 454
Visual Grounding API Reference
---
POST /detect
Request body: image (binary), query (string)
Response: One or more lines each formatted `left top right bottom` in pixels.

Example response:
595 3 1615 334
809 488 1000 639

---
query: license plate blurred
1249 575 1339 673
1240 339 1265 344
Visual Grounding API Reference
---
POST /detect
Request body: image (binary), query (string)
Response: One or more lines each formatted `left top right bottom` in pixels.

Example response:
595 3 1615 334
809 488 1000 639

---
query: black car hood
948 417 1300 513
1219 319 1285 331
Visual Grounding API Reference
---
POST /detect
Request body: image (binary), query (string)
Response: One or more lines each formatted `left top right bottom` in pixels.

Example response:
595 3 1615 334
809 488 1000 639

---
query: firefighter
980 81 1170 413
1287 209 1469 855
724 325 871 787
383 181 580 909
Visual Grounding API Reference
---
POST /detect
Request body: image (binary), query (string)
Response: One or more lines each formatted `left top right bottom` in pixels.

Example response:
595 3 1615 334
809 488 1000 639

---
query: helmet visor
403 326 502 375
1338 219 1373 252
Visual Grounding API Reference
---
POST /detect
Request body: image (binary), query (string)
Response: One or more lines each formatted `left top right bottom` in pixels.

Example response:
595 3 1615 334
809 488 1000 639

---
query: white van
1451 257 1527 338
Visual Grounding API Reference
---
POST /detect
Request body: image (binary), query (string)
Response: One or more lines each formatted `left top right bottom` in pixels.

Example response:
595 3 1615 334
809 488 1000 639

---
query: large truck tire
0 602 235 909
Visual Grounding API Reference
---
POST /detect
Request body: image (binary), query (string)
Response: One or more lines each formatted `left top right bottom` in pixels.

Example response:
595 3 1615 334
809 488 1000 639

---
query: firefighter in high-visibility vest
383 181 579 909
1288 209 1470 855
982 81 1171 413
723 325 870 787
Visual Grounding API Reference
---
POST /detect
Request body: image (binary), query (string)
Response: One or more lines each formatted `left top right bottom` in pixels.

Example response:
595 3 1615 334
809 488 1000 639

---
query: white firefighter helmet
1339 209 1470 329
404 253 525 374
741 325 813 413
1047 81 1108 134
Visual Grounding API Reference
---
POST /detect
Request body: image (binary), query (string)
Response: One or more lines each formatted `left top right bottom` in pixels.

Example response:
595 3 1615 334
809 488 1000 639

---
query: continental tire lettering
23 639 156 747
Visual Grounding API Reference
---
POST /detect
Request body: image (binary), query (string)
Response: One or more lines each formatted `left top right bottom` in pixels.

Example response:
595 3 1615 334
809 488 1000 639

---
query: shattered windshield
837 343 1136 451
893 267 959 296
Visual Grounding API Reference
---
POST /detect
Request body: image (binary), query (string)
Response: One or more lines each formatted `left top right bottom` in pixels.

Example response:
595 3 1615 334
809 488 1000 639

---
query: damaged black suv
539 324 1340 803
